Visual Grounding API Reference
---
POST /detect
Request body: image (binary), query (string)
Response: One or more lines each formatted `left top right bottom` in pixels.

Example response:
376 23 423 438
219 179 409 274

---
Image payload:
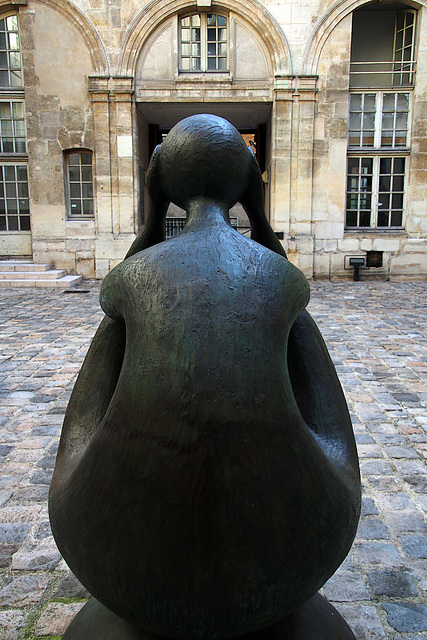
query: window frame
348 90 411 151
64 149 95 221
179 12 229 73
0 12 23 89
345 154 408 230
0 163 30 231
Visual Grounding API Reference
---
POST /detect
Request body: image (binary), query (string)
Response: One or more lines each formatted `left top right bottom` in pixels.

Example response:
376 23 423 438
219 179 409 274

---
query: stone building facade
0 0 426 279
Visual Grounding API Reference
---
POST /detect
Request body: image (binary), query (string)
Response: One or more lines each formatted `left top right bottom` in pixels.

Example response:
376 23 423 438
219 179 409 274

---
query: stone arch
15 0 109 75
118 0 291 77
303 0 425 75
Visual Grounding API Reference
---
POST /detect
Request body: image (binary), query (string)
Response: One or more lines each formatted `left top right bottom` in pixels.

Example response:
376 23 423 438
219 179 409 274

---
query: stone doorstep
0 261 50 272
0 270 67 280
0 260 82 288
0 275 82 288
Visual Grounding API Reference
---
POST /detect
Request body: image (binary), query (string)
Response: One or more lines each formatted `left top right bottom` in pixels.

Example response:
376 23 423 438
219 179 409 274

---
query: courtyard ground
0 281 426 639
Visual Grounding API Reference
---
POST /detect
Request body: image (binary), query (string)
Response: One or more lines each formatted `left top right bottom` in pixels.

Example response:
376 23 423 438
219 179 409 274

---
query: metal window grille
166 216 238 239
0 164 30 231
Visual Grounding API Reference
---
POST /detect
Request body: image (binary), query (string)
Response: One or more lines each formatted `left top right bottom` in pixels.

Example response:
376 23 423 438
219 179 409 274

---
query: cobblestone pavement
0 281 426 640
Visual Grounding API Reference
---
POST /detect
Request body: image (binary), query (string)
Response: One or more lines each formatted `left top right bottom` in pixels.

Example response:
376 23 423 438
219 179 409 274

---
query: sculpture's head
158 114 252 210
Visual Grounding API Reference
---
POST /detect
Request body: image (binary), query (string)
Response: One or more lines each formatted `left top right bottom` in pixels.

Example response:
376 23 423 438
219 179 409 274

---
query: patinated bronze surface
49 115 361 639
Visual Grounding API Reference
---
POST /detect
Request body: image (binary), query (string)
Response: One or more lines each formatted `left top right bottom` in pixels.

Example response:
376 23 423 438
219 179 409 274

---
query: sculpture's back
49 115 361 640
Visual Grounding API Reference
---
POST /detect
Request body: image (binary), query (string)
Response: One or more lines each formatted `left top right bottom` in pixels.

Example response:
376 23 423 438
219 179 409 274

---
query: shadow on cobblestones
0 281 426 639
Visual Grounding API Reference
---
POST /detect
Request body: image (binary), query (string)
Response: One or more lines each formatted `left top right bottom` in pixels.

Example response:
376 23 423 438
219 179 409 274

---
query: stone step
0 269 67 280
0 260 83 289
0 275 82 289
0 260 50 272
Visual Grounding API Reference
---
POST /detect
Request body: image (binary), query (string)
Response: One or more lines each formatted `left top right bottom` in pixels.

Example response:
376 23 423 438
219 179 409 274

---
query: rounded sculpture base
62 593 356 640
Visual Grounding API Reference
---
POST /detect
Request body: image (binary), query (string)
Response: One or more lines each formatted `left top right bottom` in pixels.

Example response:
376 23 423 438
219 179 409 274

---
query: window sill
175 73 232 83
347 147 410 155
345 228 408 235
66 218 95 223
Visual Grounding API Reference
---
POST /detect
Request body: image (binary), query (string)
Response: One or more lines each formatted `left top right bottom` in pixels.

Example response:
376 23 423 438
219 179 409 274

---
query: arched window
0 14 22 87
179 13 228 72
65 150 94 219
346 8 416 229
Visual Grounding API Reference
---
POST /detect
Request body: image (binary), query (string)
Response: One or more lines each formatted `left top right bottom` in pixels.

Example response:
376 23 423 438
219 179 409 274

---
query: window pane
20 215 30 230
181 57 190 71
208 43 216 56
391 211 403 226
393 175 404 191
12 102 24 118
207 57 217 71
81 152 92 165
207 14 216 26
379 193 390 209
0 70 8 86
69 169 80 183
2 137 13 152
218 42 227 56
70 183 81 198
218 28 227 41
191 28 200 41
383 94 395 110
218 57 227 71
346 210 357 226
1 120 12 135
380 158 392 174
191 14 200 27
359 210 371 226
4 166 15 181
6 15 18 31
68 152 79 165
8 33 19 50
13 120 25 136
379 175 390 191
394 157 405 173
392 193 403 209
0 52 7 68
192 58 201 71
5 182 15 197
191 43 200 56
404 27 413 47
9 51 20 69
70 200 81 214
0 215 5 230
181 43 190 56
0 102 10 118
361 158 373 173
397 93 409 110
207 28 216 41
377 210 389 226
6 198 17 214
82 183 93 198
16 165 27 181
350 94 362 111
7 214 18 229
81 166 92 181
218 15 227 26
348 158 359 173
364 94 376 110
82 199 93 215
181 28 190 42
181 17 190 27
19 198 29 214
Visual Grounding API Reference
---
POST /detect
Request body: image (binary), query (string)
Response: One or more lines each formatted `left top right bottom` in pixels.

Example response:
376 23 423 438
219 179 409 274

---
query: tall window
180 13 228 72
0 164 29 230
0 14 22 88
66 150 94 219
0 12 29 233
347 5 415 230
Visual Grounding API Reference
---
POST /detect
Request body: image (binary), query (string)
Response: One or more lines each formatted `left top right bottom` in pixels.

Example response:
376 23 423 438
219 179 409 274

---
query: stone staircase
0 260 82 289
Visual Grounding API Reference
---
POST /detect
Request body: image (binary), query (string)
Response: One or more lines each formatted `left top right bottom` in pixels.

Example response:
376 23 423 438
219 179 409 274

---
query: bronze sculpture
49 115 361 639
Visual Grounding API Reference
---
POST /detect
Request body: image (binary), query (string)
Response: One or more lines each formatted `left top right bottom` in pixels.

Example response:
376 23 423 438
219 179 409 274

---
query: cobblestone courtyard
0 281 426 639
